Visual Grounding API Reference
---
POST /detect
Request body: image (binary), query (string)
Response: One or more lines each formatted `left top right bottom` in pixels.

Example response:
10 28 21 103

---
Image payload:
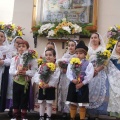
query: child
0 30 12 112
10 36 23 57
43 42 58 59
87 33 109 117
57 40 77 117
9 40 38 120
107 40 120 118
7 36 23 117
66 40 94 120
34 48 60 120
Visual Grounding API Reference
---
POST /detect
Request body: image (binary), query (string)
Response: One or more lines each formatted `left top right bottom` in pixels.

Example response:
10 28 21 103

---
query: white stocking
39 101 46 116
46 103 52 117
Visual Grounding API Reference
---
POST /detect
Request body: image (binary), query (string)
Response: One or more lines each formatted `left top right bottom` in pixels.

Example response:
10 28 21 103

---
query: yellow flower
116 25 120 30
37 58 43 65
86 54 89 60
46 63 56 71
70 58 81 64
103 50 111 58
0 22 4 25
18 30 23 36
11 24 15 29
72 28 75 34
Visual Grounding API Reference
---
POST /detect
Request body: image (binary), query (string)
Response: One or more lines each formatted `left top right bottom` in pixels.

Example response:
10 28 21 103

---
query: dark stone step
0 112 119 120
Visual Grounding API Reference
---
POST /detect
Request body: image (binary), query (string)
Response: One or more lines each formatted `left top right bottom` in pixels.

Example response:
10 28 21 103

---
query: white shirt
34 67 60 87
9 54 38 77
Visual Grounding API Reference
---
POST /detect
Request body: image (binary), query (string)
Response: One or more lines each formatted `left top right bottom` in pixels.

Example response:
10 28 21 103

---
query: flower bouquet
22 49 38 67
37 56 46 67
0 22 24 43
0 22 5 30
39 63 56 95
107 25 120 52
58 60 68 69
16 49 38 78
70 58 82 91
96 50 111 66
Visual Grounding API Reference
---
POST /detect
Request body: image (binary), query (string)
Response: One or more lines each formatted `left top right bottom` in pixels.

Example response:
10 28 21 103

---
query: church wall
11 0 120 58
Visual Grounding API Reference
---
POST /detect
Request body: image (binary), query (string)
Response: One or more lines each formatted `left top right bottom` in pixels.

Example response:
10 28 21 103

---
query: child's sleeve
48 68 60 87
83 62 94 85
33 70 40 84
9 57 17 76
3 50 12 66
26 59 38 77
66 63 74 81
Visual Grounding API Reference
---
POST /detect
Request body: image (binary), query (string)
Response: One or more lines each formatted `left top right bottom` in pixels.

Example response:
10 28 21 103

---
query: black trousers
13 82 30 109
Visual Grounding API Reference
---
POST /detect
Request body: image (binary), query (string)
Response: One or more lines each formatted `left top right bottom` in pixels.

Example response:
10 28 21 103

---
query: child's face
0 32 5 45
116 42 120 54
14 38 23 49
68 41 76 54
76 51 86 59
18 44 28 54
46 44 55 49
90 33 100 46
45 51 55 63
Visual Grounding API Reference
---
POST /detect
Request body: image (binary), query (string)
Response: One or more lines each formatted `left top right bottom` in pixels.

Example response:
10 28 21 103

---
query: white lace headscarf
0 30 9 59
43 42 58 59
10 36 23 50
110 41 120 63
0 30 9 46
65 40 78 54
88 32 106 61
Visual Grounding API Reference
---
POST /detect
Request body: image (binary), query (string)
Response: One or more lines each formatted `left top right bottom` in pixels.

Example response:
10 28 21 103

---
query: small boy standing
9 40 38 120
66 41 94 120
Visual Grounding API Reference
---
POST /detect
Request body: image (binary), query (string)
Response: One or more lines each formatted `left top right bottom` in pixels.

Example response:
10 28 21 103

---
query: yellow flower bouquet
0 22 24 43
70 58 82 83
96 50 111 66
39 62 56 95
107 25 120 52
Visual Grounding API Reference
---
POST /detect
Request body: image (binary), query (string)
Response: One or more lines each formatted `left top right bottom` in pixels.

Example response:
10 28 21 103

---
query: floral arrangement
58 60 68 69
39 63 56 94
106 25 120 52
106 39 117 52
37 56 46 67
31 18 91 39
22 49 38 67
96 50 111 66
70 58 82 83
0 22 24 43
0 22 4 30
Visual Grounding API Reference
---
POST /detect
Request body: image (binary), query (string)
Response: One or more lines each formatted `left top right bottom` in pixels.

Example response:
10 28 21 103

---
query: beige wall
0 0 14 23
12 0 120 58
98 0 120 42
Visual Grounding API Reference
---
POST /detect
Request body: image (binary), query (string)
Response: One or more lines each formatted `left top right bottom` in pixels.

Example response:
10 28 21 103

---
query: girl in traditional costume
57 40 77 118
7 36 23 117
87 33 109 118
107 39 120 118
34 48 60 120
0 30 12 112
